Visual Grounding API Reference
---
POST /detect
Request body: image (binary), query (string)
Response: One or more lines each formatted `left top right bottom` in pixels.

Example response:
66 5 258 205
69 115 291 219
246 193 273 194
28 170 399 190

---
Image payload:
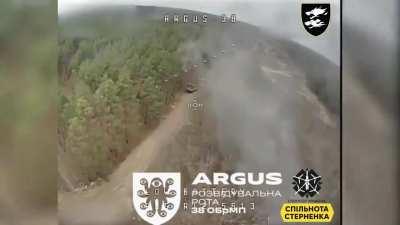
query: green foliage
139 77 164 124
59 23 200 181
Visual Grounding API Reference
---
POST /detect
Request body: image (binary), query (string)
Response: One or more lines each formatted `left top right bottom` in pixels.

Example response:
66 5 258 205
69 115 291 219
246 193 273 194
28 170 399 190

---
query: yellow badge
280 203 334 223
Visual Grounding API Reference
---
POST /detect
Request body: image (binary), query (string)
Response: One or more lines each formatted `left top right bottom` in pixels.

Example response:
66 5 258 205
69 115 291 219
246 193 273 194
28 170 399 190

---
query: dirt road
59 94 192 225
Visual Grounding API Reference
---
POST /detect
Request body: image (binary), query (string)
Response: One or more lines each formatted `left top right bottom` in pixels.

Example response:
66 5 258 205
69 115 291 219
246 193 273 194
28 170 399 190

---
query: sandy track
59 94 192 225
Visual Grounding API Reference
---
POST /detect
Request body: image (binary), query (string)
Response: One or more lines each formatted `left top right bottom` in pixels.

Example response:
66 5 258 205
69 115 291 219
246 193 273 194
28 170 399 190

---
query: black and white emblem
132 173 181 225
302 4 330 36
292 169 322 198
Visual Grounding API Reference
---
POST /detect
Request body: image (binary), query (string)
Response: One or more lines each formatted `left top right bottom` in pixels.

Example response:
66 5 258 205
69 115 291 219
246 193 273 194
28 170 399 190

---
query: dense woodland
58 23 202 181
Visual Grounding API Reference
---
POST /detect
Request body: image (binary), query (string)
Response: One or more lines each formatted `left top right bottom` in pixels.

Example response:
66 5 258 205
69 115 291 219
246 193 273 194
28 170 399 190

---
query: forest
58 23 202 181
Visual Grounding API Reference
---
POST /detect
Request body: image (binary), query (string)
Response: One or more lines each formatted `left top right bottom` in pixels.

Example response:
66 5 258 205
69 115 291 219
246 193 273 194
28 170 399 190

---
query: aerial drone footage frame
57 1 342 225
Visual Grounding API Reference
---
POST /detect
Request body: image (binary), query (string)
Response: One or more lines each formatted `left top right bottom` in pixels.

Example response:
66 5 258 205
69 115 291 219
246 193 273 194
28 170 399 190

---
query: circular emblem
292 168 322 198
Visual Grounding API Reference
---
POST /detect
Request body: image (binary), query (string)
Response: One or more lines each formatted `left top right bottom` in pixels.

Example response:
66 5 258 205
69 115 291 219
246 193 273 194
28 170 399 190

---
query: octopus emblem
133 173 181 224
137 177 176 217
